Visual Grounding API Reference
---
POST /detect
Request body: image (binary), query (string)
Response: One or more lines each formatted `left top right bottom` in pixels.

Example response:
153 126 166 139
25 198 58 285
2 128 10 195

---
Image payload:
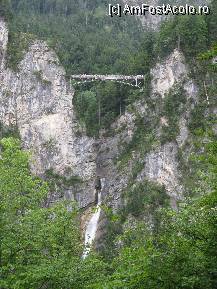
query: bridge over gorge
69 74 145 88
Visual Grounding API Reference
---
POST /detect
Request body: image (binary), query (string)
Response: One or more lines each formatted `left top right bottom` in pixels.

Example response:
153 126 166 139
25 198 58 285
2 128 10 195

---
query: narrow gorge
0 0 216 288
0 14 215 250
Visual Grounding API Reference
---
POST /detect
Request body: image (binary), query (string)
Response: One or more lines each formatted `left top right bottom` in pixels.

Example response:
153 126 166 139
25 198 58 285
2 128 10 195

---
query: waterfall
82 178 105 259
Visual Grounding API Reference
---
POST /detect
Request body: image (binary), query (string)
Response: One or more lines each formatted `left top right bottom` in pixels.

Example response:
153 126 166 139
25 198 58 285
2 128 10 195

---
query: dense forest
0 130 216 288
0 0 217 288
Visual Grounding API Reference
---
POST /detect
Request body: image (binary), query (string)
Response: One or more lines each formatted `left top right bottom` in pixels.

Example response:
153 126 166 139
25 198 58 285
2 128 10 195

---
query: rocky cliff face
0 18 7 70
93 50 199 249
97 49 194 208
0 18 96 209
0 18 213 248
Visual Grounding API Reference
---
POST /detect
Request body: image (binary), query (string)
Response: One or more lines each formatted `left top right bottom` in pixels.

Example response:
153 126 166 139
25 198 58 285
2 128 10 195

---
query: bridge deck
70 74 144 81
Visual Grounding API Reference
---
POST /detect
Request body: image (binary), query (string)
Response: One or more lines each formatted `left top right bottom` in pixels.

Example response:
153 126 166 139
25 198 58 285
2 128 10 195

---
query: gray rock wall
96 49 195 212
0 18 212 248
0 19 96 209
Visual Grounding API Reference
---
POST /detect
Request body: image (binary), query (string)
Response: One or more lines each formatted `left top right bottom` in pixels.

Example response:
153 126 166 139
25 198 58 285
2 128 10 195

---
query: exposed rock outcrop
139 143 182 207
94 47 201 246
96 49 194 213
151 49 187 98
0 19 96 209
0 18 7 70
0 18 212 251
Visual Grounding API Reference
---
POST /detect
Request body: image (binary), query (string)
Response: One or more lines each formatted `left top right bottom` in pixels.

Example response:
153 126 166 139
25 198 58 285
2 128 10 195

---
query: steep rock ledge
0 18 7 70
95 48 201 246
97 49 194 209
0 19 96 209
0 19 211 251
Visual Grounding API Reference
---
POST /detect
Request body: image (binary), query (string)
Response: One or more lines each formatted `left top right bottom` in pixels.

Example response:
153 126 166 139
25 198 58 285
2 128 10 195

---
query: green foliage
5 0 216 137
74 82 142 137
6 0 155 136
188 103 206 134
45 168 82 192
199 43 217 61
0 122 19 139
0 137 83 288
7 31 36 71
207 0 217 45
1 2 217 288
131 161 144 180
0 0 12 19
33 70 51 86
91 138 217 288
100 206 123 261
8 0 144 75
74 89 99 137
160 85 187 144
154 18 177 58
122 180 169 219
1 137 216 288
117 116 158 169
99 191 217 289
155 14 208 60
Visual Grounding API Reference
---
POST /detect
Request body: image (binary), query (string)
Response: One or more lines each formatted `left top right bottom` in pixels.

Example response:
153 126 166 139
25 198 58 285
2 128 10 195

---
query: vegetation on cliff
1 0 216 136
0 1 217 288
0 134 216 289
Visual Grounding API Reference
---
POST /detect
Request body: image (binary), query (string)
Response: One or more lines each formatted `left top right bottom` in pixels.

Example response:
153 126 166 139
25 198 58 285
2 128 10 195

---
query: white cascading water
82 178 105 259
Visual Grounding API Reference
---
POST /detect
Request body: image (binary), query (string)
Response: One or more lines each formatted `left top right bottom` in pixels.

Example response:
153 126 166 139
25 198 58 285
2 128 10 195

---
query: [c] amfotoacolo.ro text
108 3 211 17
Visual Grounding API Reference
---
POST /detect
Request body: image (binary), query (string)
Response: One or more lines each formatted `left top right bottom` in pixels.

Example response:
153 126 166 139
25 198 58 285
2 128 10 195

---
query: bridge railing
70 74 145 88
70 74 144 80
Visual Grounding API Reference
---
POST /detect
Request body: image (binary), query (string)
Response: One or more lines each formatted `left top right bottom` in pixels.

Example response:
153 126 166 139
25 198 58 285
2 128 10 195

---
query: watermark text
108 3 211 17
